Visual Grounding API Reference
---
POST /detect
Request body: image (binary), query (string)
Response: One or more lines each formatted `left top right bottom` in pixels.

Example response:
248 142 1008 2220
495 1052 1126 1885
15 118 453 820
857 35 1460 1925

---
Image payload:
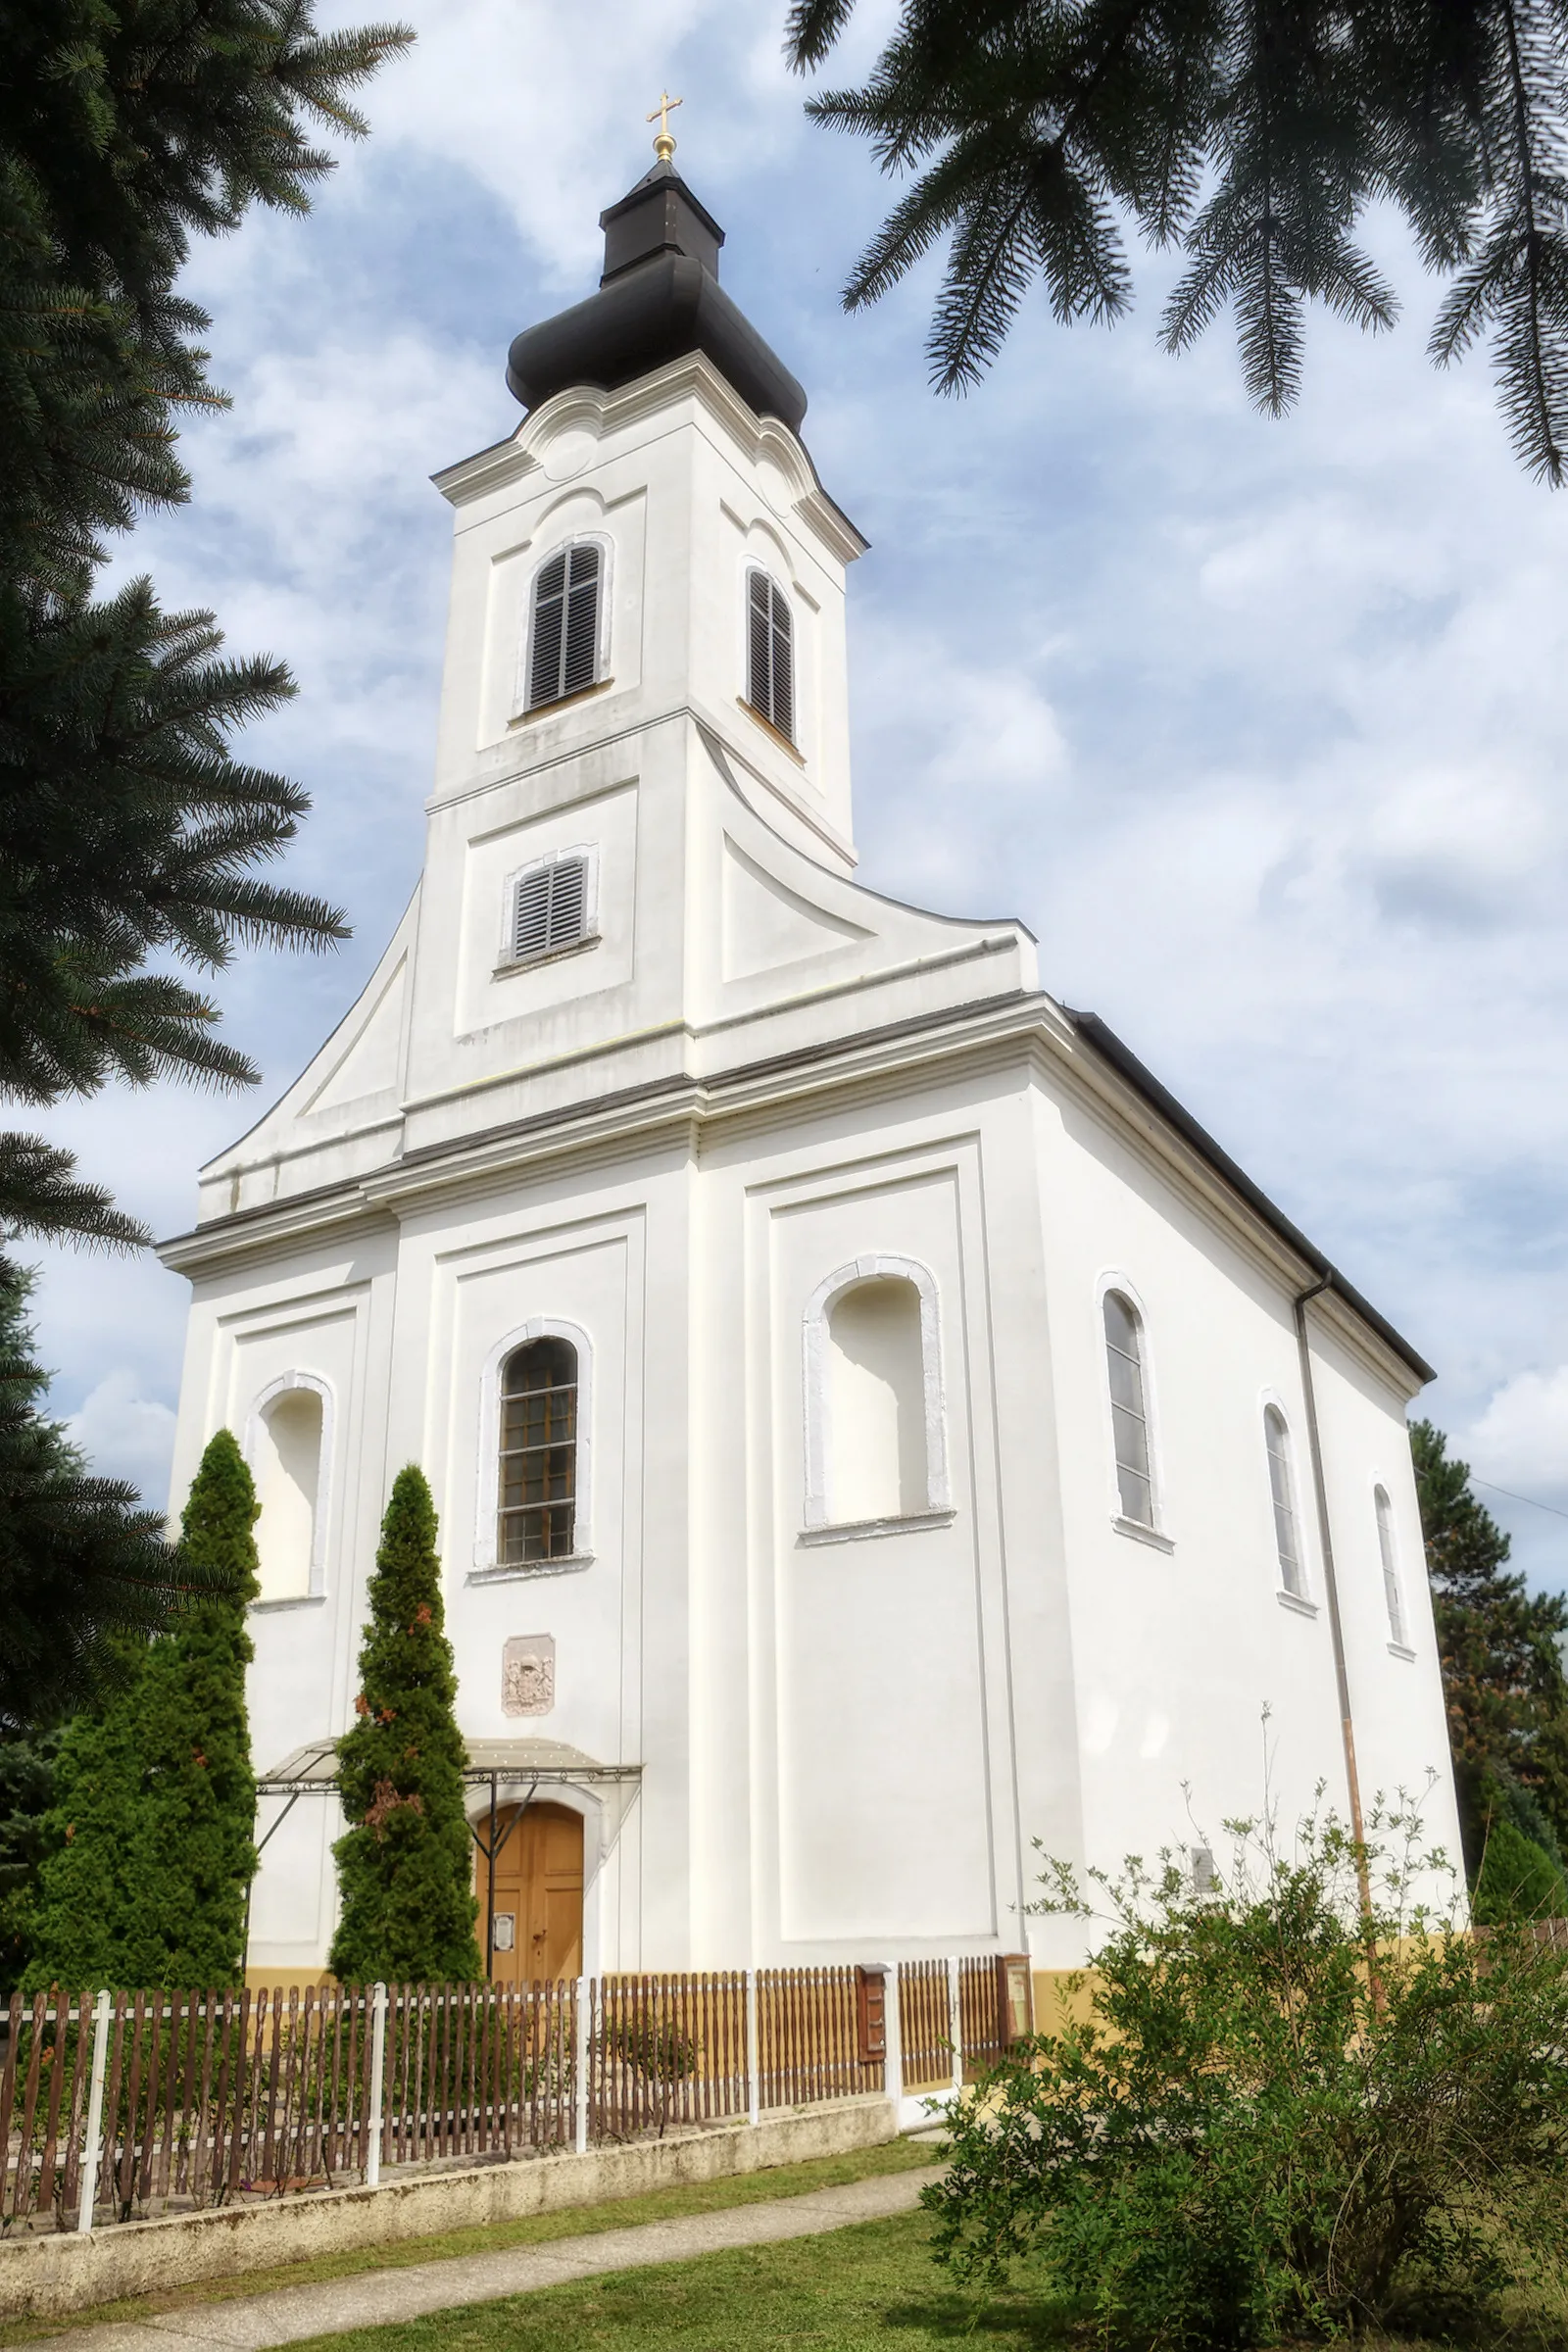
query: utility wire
1472 1476 1568 1523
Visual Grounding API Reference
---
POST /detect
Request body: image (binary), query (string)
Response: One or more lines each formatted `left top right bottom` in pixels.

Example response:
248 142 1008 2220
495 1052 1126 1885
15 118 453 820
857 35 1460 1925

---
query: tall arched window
1264 1406 1303 1596
746 567 794 740
527 542 601 710
1102 1292 1154 1527
826 1277 926 1523
498 1337 578 1563
252 1383 326 1603
1375 1485 1405 1645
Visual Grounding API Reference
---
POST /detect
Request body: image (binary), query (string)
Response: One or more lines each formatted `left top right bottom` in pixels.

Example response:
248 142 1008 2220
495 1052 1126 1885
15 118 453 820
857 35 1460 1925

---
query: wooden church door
479 1802 584 1984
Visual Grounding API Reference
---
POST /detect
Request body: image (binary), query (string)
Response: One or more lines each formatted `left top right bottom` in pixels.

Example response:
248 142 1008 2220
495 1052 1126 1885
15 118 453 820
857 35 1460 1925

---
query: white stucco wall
160 339 1460 1977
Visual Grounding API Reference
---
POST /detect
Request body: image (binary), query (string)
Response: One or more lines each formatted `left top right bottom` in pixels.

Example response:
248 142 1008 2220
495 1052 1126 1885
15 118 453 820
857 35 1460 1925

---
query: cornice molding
429 354 868 564
157 986 1422 1396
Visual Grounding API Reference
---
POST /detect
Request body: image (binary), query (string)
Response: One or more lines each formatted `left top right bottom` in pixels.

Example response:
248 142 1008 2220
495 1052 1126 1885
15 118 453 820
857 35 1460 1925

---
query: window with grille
1102 1292 1154 1528
746 567 794 740
498 1337 578 1563
527 541 601 710
511 856 589 963
1264 1406 1303 1595
1375 1485 1405 1644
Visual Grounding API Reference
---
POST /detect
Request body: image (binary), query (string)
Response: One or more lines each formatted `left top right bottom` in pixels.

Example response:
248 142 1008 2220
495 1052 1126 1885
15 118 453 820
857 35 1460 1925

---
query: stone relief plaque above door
502 1634 556 1716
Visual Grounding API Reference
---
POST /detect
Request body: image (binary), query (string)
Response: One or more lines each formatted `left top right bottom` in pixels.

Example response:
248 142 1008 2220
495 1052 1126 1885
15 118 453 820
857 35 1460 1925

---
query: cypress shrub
27 1430 260 1988
330 1467 480 1984
1473 1816 1568 1925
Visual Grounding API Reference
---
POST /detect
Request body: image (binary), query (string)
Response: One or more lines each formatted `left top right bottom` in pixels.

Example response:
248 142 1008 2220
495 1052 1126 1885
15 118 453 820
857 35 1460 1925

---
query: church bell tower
389 130 871 1156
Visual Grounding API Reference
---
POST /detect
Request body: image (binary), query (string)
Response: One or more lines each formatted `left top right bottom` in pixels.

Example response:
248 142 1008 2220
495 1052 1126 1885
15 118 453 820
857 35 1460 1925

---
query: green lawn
270 2205 1568 2352
281 2209 1066 2352
0 2138 938 2347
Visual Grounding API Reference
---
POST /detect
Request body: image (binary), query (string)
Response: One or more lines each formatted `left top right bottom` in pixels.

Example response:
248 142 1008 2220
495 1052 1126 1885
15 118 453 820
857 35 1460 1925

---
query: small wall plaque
502 1635 556 1717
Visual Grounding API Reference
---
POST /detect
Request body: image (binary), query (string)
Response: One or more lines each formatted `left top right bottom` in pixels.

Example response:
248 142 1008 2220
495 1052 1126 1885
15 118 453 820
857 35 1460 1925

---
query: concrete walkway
14 2167 943 2352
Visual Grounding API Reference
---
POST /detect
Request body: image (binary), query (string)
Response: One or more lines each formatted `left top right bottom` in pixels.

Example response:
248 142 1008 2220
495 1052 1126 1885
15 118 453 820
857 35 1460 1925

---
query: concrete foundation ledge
0 2096 896 2323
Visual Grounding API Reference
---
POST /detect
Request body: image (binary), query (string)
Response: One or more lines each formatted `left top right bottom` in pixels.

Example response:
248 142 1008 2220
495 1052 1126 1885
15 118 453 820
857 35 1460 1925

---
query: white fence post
573 1976 591 2155
745 1969 760 2127
947 1956 963 2096
882 1962 904 2114
75 1988 112 2233
366 1983 387 2188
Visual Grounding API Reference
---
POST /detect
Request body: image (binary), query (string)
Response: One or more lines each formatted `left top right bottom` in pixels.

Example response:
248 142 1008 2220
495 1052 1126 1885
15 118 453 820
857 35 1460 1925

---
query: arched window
1264 1406 1303 1596
826 1277 926 1523
1102 1292 1154 1527
252 1384 326 1603
498 1337 578 1563
746 567 794 740
527 542 601 710
1375 1485 1405 1645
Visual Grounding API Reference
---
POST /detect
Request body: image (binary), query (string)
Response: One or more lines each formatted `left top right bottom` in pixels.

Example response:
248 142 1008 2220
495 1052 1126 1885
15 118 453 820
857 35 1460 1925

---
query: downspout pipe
1293 1276 1373 1916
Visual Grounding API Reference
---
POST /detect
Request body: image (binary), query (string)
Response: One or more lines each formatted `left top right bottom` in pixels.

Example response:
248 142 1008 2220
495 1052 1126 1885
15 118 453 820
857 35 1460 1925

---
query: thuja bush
330 1467 480 1984
926 1805 1568 2347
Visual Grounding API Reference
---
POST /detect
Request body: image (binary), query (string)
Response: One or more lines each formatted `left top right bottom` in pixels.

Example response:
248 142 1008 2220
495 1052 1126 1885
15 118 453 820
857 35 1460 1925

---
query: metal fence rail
1 1956 1031 2232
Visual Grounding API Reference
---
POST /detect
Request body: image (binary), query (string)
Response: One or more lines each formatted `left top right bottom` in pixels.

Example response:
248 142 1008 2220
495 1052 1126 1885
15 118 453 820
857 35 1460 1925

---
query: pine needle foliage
928 1809 1568 2346
787 0 1568 481
1411 1417 1568 1878
0 0 414 1255
0 2 406 1710
0 1258 202 1736
25 1428 261 1989
331 1467 481 1986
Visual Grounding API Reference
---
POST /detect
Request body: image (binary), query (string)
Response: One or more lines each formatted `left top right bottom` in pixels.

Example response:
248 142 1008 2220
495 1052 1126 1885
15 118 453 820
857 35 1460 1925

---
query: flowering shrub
926 1802 1568 2346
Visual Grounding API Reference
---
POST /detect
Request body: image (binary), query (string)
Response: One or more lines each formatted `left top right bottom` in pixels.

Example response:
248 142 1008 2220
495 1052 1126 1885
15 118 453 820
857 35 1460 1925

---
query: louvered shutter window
746 569 794 741
528 543 601 710
512 857 589 961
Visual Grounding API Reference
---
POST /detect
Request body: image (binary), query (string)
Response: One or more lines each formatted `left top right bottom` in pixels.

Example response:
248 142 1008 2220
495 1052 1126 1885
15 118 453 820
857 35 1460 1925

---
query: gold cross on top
647 90 683 162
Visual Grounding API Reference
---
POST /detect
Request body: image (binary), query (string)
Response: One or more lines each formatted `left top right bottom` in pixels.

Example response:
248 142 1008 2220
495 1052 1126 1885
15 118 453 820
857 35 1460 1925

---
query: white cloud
66 1374 178 1510
19 0 1568 1598
1465 1371 1568 1502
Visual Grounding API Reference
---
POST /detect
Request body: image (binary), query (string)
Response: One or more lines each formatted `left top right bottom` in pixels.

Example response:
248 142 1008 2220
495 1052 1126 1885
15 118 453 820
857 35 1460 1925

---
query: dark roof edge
1066 1008 1436 1389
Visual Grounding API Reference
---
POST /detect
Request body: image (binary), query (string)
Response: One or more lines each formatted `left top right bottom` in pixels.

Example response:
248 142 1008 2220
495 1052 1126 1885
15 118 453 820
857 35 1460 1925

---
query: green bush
925 1806 1568 2347
1472 1812 1568 1925
330 1467 480 1984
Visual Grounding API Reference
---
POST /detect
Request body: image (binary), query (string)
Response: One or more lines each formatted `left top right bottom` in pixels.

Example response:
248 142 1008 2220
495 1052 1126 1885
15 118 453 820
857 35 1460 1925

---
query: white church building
159 140 1462 1990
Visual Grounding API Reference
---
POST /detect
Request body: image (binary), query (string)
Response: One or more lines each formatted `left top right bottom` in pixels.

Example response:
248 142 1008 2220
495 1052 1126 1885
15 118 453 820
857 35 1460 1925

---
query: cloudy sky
34 0 1568 1591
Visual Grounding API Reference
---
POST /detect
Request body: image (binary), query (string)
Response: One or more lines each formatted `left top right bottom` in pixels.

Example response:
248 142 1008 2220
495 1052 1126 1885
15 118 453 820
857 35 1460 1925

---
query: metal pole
75 1989 112 2233
745 1969 760 2127
573 1975 590 2155
948 1958 963 2096
1294 1280 1373 1920
485 1773 498 1981
366 1982 387 2188
243 1788 302 1980
882 1962 905 2117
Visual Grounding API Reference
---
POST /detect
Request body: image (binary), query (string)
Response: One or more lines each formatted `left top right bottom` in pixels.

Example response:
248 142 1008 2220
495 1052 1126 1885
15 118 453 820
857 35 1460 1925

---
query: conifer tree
331 1468 479 1985
789 0 1568 482
0 4 410 1711
26 1430 260 1988
0 1259 186 1737
1412 1417 1568 1885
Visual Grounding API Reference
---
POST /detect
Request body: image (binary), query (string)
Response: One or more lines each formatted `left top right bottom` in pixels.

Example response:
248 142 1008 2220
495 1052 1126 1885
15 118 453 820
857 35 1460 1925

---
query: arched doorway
476 1802 584 1984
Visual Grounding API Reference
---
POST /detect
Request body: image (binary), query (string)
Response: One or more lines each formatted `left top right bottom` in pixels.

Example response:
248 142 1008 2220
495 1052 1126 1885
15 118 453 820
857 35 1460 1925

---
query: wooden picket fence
0 1970 879 2232
1 1959 1029 2232
896 1959 955 2090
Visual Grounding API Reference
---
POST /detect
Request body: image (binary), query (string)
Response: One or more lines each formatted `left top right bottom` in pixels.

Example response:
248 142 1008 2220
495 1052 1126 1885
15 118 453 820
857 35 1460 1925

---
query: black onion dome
506 161 807 433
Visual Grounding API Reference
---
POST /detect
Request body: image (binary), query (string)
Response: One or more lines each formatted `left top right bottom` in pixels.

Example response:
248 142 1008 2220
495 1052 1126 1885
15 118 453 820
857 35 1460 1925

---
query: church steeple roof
505 154 808 431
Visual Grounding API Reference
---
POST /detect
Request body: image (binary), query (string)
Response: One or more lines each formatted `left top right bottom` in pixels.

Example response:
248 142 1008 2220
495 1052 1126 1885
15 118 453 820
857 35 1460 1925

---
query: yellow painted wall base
1031 1967 1099 2034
